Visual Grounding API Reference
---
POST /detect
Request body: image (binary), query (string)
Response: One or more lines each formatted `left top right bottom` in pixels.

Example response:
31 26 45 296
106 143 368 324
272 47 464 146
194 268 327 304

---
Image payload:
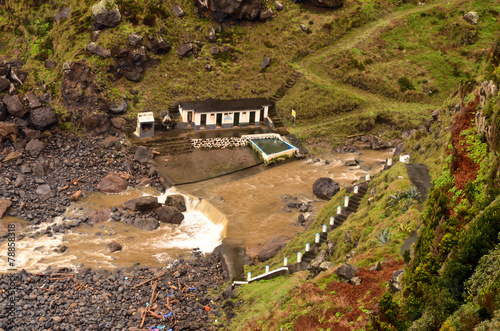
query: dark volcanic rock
260 56 271 69
155 206 184 224
0 122 18 142
25 93 42 109
92 0 121 29
87 42 111 58
128 33 143 48
97 172 128 193
0 199 12 219
165 194 187 212
257 236 291 262
88 208 111 223
335 263 358 280
108 241 122 252
0 77 11 92
54 7 71 22
312 177 340 200
173 5 185 17
30 107 57 131
134 217 160 231
134 146 153 163
259 8 273 20
309 0 343 8
25 139 45 157
82 113 110 133
177 43 193 57
135 196 159 211
109 99 127 114
4 94 27 118
197 0 261 21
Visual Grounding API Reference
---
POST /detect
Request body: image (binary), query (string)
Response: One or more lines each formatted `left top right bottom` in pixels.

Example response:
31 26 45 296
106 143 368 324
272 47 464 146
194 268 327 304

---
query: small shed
135 112 155 138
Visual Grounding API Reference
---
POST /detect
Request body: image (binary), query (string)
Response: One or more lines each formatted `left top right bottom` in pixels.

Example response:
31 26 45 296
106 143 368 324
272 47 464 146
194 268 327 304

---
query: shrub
398 76 415 92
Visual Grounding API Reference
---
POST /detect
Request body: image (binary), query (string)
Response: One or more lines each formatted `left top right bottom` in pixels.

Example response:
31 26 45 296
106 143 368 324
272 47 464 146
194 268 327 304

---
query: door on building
233 112 240 126
260 109 265 123
187 111 193 123
216 113 222 127
200 114 207 128
249 111 256 125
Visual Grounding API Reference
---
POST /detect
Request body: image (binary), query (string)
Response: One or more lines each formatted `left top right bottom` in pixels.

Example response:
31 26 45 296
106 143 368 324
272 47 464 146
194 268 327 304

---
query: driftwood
131 272 165 290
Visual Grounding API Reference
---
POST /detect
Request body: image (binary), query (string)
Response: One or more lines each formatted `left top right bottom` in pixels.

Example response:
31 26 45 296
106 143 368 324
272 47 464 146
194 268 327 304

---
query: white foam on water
148 210 224 253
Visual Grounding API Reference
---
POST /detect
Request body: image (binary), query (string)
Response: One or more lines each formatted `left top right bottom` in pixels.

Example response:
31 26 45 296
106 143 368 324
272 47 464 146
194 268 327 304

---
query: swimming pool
248 138 299 165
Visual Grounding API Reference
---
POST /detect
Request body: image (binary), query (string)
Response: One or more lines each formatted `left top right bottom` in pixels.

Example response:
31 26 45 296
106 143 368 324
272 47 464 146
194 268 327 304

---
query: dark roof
179 98 272 113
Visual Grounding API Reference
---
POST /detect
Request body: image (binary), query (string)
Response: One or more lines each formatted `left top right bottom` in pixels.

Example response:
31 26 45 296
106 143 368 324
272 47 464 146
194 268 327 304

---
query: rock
389 269 404 293
0 77 11 92
136 196 159 211
165 194 187 212
25 139 45 157
39 92 52 104
309 250 329 270
173 5 185 17
207 27 217 42
344 159 358 167
14 175 24 188
54 7 71 22
319 261 333 270
92 0 121 29
108 241 122 252
124 69 142 82
10 68 26 85
275 1 283 10
109 99 127 114
86 42 111 58
52 316 62 323
0 200 12 219
134 217 160 231
155 206 184 224
177 43 193 57
128 33 143 48
0 122 18 142
30 107 57 131
134 146 153 163
312 177 340 200
464 11 479 25
87 208 110 224
369 261 383 271
36 184 51 195
309 0 343 8
335 263 358 280
210 46 220 55
350 276 361 286
256 236 291 262
259 9 273 20
300 24 309 32
154 37 172 54
197 0 261 21
32 162 45 177
4 95 27 118
82 113 110 133
111 117 127 130
260 56 271 69
97 172 128 193
25 93 42 109
2 151 23 163
431 109 440 121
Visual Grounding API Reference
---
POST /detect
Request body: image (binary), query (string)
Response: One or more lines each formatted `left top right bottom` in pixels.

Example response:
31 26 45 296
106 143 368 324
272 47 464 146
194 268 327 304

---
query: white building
177 98 272 131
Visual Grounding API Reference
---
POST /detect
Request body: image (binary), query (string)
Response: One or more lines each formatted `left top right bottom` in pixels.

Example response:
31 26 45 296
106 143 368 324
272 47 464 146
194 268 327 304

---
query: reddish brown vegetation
450 96 480 191
289 260 405 331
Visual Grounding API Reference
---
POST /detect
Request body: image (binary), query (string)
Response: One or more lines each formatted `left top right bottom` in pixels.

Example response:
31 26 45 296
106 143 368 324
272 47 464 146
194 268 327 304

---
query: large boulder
82 113 110 133
312 177 340 200
335 263 358 280
464 11 479 25
0 122 18 142
0 200 12 219
155 206 184 224
0 77 11 92
196 0 261 21
92 0 121 29
389 269 404 293
108 241 122 252
97 172 128 193
4 95 27 118
165 194 187 212
134 217 160 231
134 146 153 163
30 107 57 131
256 236 291 262
135 196 159 211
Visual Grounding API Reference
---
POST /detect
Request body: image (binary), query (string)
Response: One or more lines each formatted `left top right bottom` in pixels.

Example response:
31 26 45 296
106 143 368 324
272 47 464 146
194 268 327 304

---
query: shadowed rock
0 200 12 219
25 139 45 157
134 217 160 231
165 194 187 212
88 208 111 223
109 99 127 114
177 44 193 57
309 0 343 8
82 113 110 133
312 177 340 200
0 77 10 92
155 206 184 224
92 0 121 29
173 5 185 17
135 196 159 211
30 107 57 131
335 263 358 280
0 122 18 142
87 42 111 58
108 241 122 252
4 95 27 118
25 93 42 109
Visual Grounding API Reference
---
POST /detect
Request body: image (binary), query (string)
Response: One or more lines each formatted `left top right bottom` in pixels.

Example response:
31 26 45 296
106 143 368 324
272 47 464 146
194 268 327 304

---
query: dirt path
405 163 432 201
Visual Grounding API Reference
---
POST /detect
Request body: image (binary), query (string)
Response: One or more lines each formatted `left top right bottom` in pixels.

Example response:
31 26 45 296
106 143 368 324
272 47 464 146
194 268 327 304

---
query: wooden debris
131 272 165 290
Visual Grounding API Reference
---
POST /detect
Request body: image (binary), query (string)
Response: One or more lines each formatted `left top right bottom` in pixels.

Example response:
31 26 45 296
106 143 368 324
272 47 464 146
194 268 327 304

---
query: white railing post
366 173 370 181
387 158 392 166
247 272 251 281
315 233 320 243
337 206 342 214
354 185 358 194
330 217 334 226
305 243 310 252
322 224 327 233
284 257 288 266
265 265 270 273
297 252 302 263
344 196 349 207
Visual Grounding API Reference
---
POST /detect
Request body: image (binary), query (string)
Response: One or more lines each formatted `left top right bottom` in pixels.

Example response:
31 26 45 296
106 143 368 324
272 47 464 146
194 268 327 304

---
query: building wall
179 105 271 130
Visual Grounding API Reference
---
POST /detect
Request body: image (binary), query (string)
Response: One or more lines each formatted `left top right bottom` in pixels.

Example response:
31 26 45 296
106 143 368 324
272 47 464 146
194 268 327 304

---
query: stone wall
191 133 282 149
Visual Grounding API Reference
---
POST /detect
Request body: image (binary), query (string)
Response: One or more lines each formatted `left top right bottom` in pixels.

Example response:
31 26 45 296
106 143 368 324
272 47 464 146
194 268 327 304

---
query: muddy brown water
0 149 393 272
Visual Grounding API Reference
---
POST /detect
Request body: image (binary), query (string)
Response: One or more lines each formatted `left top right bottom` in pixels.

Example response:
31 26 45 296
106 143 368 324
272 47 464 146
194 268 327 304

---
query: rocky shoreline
0 250 232 331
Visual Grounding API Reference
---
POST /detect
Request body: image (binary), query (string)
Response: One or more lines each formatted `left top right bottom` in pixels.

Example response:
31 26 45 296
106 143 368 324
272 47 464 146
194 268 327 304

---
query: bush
398 76 415 92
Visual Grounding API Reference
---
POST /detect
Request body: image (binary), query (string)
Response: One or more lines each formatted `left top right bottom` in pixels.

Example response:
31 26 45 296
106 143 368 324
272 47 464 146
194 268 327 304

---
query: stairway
139 136 193 156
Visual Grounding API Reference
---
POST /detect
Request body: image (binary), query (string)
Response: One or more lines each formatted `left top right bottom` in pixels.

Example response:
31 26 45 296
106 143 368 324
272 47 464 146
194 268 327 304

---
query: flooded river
0 149 393 272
